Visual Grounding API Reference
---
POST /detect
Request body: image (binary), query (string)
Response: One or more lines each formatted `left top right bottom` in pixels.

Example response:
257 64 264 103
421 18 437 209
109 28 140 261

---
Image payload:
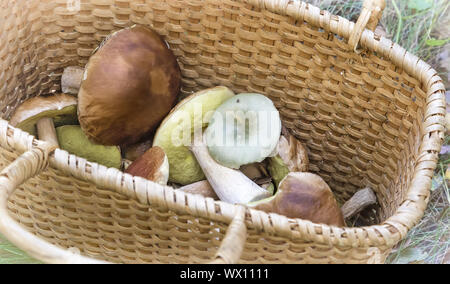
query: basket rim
0 0 446 250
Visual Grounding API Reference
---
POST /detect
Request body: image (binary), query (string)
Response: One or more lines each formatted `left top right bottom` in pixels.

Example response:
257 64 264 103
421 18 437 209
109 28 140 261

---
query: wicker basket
0 0 446 264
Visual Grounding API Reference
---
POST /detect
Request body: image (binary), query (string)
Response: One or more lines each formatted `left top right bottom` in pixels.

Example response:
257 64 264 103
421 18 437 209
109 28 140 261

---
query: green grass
309 0 450 264
382 0 449 64
386 143 450 264
312 0 450 263
0 235 41 264
310 0 450 68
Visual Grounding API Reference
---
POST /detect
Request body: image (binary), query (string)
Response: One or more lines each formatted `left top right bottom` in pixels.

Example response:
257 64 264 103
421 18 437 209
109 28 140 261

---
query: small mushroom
341 187 377 220
205 93 282 169
78 25 181 147
153 86 235 185
190 132 272 204
125 146 169 185
248 172 345 226
9 94 123 168
268 128 309 188
61 66 84 95
9 93 78 138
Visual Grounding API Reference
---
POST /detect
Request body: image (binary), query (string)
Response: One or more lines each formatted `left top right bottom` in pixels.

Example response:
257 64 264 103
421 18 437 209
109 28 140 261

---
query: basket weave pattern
0 0 446 263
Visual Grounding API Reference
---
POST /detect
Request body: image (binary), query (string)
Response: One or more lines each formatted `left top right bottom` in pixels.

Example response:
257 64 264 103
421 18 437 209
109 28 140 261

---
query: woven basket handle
210 205 247 264
349 0 386 51
0 143 247 264
0 146 107 264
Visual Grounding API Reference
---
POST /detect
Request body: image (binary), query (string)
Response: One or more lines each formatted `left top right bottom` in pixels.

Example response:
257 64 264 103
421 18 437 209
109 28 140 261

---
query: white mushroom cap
205 93 282 169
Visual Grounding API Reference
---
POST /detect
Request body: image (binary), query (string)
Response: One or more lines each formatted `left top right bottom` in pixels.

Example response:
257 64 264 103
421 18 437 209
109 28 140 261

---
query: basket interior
0 1 428 229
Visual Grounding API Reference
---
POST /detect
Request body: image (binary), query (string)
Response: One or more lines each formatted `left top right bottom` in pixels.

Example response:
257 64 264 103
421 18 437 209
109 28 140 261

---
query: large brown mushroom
78 25 181 147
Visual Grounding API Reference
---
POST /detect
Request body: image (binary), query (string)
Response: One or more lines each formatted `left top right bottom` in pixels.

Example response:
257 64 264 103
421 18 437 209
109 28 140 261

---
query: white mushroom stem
190 132 271 204
177 180 219 200
36 117 59 148
61 66 84 95
341 187 377 219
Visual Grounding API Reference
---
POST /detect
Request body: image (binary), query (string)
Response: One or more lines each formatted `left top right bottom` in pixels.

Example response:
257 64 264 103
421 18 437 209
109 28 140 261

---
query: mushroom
57 125 122 169
190 131 272 204
61 66 84 95
153 86 235 185
174 179 273 200
125 146 169 186
187 93 281 204
267 127 309 188
341 187 377 220
205 93 282 169
9 93 78 139
176 180 219 200
248 172 345 226
122 138 153 161
9 94 123 168
240 162 270 181
260 181 275 196
78 25 181 147
122 159 133 171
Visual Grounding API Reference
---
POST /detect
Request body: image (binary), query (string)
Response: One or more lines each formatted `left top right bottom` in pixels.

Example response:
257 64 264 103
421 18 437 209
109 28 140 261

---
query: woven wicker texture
0 0 446 263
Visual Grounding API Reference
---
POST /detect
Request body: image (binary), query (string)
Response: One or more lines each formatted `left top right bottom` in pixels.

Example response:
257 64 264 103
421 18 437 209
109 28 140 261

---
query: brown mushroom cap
251 172 345 227
9 94 78 137
125 146 169 185
78 25 181 146
123 138 153 161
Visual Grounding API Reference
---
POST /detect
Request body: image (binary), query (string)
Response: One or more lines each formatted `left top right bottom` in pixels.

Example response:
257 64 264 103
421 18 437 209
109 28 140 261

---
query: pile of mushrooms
153 88 345 226
9 24 380 228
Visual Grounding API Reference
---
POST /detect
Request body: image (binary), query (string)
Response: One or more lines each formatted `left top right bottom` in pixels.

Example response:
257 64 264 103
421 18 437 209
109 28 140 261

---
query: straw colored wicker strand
211 205 247 264
0 0 446 263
